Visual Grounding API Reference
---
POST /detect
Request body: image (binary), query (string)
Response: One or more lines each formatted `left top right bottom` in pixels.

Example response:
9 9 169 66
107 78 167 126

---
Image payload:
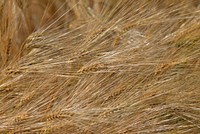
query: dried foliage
0 0 200 133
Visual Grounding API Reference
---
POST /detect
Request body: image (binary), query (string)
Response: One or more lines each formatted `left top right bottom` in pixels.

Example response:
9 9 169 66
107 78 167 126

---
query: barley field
0 0 200 133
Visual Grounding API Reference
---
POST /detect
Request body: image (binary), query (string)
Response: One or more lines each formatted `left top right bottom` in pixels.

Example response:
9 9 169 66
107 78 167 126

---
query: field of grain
0 0 200 133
